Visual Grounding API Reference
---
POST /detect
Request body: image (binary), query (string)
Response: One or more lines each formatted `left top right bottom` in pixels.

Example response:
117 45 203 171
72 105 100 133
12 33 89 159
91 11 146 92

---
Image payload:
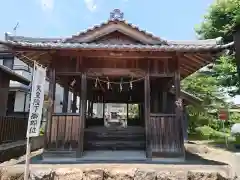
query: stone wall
0 168 237 180
0 136 44 163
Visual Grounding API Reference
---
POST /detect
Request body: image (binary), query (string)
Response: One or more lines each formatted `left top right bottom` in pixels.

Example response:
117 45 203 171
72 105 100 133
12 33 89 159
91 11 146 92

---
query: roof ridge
67 19 167 44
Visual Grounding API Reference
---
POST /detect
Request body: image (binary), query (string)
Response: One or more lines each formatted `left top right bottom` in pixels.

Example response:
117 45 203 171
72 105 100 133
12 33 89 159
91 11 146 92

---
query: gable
92 31 143 45
66 20 165 45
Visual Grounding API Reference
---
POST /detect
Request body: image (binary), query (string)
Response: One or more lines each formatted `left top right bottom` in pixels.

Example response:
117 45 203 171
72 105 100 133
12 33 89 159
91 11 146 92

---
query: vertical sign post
218 108 229 148
24 63 46 180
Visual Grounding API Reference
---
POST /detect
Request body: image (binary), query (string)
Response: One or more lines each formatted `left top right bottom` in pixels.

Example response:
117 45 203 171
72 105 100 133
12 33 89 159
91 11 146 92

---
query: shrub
195 126 229 140
195 126 215 139
40 127 44 136
210 130 228 139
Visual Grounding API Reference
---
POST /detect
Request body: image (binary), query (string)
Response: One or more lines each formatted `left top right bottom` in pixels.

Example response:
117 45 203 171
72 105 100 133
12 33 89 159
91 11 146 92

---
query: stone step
42 151 77 159
84 140 146 151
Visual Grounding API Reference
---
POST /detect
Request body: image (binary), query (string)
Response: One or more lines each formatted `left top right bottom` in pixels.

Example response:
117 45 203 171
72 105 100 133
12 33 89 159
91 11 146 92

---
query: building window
3 58 13 69
7 91 16 114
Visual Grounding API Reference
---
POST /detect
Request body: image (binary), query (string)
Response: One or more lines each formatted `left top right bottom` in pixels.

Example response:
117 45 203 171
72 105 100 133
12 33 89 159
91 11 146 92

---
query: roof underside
0 17 234 78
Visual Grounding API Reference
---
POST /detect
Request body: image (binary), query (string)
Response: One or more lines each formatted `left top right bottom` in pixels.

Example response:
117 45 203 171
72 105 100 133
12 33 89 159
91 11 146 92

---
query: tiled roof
0 39 234 52
0 64 30 86
67 19 165 43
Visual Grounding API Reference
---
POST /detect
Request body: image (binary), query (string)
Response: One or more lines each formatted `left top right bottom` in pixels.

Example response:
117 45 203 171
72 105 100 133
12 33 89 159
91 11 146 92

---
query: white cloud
39 0 54 11
84 0 97 12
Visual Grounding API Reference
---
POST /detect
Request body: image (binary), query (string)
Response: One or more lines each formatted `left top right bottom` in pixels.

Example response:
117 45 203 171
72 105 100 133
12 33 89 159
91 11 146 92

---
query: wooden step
85 127 145 133
84 132 145 141
84 140 146 151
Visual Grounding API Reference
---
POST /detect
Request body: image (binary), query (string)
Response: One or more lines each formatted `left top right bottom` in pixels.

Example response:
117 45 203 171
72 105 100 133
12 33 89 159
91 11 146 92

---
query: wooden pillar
72 91 77 113
44 67 56 149
144 70 151 158
0 77 10 116
62 80 69 113
174 55 185 156
126 103 129 121
78 72 87 157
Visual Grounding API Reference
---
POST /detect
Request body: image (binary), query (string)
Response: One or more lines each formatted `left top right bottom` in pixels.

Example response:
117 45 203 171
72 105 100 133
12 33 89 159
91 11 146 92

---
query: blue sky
0 0 214 40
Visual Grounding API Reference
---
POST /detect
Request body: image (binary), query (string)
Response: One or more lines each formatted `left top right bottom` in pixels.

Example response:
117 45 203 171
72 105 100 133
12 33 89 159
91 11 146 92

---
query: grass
189 134 238 152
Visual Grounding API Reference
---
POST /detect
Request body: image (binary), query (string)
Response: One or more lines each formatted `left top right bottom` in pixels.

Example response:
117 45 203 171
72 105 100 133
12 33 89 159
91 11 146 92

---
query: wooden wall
0 71 10 116
149 114 184 158
145 57 185 159
46 114 83 151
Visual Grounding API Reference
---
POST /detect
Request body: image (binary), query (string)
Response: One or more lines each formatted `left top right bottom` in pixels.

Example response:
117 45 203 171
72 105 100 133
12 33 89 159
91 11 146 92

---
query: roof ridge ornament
110 9 124 20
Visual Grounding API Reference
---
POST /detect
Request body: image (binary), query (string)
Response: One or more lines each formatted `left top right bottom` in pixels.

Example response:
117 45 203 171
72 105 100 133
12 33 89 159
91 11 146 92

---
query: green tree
196 0 240 96
196 0 240 41
181 71 228 133
182 0 240 137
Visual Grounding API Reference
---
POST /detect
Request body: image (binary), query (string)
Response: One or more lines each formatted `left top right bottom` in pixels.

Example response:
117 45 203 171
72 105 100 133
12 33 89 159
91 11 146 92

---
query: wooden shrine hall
0 9 233 161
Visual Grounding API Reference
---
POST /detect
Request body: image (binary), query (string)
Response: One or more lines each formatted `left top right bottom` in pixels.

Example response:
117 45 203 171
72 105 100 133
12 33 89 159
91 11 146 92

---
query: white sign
26 64 46 137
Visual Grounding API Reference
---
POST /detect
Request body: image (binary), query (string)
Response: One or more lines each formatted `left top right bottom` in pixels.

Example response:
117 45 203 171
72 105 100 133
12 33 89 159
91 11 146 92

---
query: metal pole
222 120 228 148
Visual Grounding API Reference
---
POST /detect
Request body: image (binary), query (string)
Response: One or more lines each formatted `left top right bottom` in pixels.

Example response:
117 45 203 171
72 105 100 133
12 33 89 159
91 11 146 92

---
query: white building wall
8 57 74 113
14 91 25 112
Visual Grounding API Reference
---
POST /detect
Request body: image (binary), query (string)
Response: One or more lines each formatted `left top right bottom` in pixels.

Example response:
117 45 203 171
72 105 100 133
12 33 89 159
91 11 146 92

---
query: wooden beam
184 54 205 65
180 63 196 72
181 55 204 68
78 72 87 157
144 60 151 158
149 73 174 78
174 54 185 157
56 72 82 76
12 47 174 58
194 54 213 64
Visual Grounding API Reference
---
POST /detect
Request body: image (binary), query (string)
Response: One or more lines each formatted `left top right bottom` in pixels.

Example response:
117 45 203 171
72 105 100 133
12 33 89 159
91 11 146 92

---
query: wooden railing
0 116 28 144
148 113 184 158
46 113 82 151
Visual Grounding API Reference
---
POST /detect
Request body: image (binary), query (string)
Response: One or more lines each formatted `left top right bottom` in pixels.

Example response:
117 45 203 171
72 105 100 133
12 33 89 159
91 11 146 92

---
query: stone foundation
0 136 44 163
0 168 237 180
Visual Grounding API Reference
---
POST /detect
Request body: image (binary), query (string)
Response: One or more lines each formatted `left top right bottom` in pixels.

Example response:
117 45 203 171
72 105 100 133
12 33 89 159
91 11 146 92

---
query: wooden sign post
218 108 229 147
24 63 46 180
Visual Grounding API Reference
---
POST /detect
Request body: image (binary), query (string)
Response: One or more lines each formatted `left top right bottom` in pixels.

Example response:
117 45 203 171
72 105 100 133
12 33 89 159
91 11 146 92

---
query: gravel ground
185 141 240 177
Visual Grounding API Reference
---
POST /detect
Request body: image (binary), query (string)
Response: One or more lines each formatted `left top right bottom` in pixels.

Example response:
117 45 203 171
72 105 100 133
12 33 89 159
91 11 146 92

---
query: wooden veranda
0 9 233 160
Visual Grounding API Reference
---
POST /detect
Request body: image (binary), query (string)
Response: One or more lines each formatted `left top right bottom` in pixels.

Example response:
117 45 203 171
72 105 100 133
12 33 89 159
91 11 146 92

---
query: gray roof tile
0 39 234 52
